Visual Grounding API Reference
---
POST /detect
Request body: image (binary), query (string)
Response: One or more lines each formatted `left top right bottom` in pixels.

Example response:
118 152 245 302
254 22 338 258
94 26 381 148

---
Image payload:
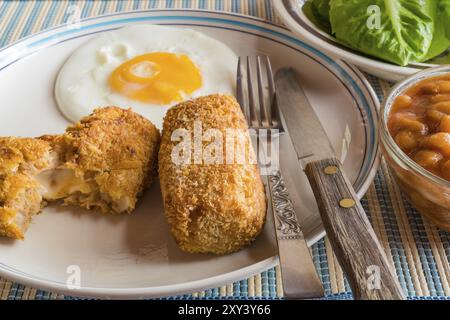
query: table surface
0 0 449 300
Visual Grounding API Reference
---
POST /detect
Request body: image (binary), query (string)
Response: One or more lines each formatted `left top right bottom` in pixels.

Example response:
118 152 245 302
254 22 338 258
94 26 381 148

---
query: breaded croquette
40 107 160 214
0 138 55 239
159 94 267 254
0 107 160 239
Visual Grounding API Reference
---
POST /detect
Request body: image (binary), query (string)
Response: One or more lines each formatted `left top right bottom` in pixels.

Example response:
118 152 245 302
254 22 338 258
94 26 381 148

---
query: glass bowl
380 65 450 231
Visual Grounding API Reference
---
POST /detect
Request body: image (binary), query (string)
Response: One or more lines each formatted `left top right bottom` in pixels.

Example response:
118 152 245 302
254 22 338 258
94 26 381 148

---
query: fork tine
238 56 282 131
236 57 250 125
236 56 244 106
246 56 259 127
265 56 276 127
256 56 269 127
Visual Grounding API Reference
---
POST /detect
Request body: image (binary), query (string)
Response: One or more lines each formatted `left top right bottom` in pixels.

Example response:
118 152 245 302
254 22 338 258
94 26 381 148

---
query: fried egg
55 25 237 128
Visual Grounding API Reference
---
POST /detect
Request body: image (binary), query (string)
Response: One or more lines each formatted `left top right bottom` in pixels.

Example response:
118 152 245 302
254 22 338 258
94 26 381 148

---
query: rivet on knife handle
304 158 406 300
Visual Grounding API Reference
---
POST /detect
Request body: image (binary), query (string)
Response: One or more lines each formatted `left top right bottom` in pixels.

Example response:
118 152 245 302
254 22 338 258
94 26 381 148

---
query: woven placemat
0 0 449 300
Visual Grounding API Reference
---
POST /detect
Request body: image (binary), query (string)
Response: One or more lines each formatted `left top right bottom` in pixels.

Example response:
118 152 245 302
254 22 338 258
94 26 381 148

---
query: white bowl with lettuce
274 0 450 81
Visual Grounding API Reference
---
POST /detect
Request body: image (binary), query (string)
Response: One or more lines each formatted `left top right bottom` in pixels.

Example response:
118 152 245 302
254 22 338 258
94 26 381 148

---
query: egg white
55 24 238 128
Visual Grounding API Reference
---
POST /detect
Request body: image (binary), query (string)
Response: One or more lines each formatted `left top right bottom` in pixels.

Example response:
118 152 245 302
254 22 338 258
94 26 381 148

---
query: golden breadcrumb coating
0 137 54 174
0 138 54 239
0 107 160 239
41 106 161 214
159 94 267 254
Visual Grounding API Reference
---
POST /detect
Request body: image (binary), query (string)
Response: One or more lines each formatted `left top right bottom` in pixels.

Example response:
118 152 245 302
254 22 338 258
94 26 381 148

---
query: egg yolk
109 52 202 104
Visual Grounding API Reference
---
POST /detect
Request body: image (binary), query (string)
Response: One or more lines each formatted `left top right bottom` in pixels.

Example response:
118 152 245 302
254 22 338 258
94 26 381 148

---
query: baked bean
426 109 446 123
431 94 450 103
393 94 412 110
395 131 418 152
431 101 450 114
437 81 450 93
395 116 428 134
424 132 450 157
440 160 450 180
440 115 450 133
420 83 439 94
413 150 443 170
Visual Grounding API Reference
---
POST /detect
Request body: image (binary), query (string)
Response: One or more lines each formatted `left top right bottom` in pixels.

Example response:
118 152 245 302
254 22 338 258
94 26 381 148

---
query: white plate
274 0 439 81
0 9 379 298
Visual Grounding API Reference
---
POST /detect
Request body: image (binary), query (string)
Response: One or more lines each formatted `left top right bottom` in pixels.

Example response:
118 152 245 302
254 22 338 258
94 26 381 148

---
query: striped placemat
0 0 449 300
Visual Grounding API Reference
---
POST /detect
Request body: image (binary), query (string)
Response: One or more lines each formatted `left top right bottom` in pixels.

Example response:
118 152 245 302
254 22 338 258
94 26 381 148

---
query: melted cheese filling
36 169 92 200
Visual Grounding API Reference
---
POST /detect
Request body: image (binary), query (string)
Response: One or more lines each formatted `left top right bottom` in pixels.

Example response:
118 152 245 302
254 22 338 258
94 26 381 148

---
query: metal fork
236 56 324 299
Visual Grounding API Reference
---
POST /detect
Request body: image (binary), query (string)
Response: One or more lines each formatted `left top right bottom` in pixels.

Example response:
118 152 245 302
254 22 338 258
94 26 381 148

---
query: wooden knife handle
304 158 406 300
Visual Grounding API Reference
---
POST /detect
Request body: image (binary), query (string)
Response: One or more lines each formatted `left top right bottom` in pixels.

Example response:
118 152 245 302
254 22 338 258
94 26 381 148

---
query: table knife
275 68 406 300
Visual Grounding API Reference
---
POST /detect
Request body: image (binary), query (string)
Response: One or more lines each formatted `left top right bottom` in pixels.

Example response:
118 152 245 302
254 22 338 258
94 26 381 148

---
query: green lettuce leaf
312 0 331 22
302 0 331 33
428 52 450 65
443 0 450 38
441 0 450 42
329 0 435 66
423 0 450 62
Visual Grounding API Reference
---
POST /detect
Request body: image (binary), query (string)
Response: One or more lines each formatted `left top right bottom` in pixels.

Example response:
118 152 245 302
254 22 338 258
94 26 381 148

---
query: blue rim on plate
0 9 380 298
